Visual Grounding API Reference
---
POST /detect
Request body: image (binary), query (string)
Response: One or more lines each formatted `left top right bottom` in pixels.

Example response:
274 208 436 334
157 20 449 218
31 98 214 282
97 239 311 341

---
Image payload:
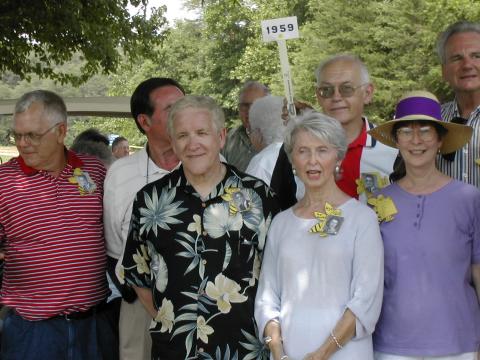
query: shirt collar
364 118 377 148
18 148 83 175
452 98 480 119
174 162 243 198
349 120 367 149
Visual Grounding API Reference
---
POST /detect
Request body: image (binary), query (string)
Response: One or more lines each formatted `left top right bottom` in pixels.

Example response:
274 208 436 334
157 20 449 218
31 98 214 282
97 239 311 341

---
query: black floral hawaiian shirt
120 164 280 360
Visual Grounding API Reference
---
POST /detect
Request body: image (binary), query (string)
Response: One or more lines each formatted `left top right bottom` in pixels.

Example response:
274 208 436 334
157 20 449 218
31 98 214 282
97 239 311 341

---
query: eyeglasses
9 122 62 145
396 125 436 142
316 83 368 99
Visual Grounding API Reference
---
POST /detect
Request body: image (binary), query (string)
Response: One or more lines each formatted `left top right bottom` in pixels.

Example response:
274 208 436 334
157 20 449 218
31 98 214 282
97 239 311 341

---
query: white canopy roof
0 96 131 118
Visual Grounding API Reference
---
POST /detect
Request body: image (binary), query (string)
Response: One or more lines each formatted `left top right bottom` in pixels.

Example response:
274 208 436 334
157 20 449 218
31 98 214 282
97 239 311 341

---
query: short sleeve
346 207 384 339
119 192 152 289
471 190 480 264
255 213 282 339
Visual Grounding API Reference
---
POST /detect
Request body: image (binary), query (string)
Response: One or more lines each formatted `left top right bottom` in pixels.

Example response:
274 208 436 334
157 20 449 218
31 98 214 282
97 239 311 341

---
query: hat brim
368 118 473 154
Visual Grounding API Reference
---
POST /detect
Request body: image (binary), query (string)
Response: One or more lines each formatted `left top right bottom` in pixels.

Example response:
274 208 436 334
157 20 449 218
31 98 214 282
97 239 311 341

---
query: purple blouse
373 180 480 356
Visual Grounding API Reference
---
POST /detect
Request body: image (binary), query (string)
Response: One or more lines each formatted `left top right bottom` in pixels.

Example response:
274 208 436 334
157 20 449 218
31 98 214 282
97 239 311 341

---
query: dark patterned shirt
121 164 279 360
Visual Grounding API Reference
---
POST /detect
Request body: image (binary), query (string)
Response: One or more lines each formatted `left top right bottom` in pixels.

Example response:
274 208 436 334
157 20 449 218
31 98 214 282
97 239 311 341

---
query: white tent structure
0 96 131 118
0 96 133 159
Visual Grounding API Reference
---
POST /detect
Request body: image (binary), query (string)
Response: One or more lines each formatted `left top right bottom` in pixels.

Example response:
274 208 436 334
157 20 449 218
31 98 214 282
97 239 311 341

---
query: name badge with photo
69 168 97 195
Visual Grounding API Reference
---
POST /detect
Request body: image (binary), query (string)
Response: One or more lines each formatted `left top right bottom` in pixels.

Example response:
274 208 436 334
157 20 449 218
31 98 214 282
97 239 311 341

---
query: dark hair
72 128 109 146
71 141 113 166
111 136 128 149
389 120 447 181
130 77 185 134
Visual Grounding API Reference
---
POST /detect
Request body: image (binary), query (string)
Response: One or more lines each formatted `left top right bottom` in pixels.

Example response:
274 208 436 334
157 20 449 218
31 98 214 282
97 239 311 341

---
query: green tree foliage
0 0 168 85
291 0 480 122
2 0 480 148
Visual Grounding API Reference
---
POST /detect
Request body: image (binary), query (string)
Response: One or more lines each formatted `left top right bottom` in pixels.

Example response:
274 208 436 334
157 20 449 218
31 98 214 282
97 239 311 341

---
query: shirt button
202 231 208 236
202 259 207 265
201 203 206 208
199 347 204 352
413 222 417 226
416 214 420 218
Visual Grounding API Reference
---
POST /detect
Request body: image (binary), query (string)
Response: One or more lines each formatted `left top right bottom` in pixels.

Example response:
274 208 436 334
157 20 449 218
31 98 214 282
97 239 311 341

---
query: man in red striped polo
0 90 108 359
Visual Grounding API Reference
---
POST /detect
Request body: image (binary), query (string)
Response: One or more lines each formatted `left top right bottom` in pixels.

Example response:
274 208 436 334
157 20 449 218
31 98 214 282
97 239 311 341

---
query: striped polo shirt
0 150 108 320
438 100 480 188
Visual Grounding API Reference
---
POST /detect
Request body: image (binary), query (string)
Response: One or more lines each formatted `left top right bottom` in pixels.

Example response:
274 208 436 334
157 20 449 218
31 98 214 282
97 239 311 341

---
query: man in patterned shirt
120 95 279 359
437 21 480 188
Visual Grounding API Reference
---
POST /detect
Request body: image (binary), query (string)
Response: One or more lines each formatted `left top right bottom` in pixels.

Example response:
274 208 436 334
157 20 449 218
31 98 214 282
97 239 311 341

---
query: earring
292 167 296 175
335 164 341 176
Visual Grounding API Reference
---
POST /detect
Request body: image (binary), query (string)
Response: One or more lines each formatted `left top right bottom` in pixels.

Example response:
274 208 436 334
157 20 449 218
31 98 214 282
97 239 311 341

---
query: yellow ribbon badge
310 203 343 237
221 187 251 216
356 172 389 198
367 194 398 223
68 168 97 195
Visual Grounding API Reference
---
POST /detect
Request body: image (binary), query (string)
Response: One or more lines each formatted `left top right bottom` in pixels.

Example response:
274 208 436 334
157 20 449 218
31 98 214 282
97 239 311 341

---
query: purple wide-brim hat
368 90 472 154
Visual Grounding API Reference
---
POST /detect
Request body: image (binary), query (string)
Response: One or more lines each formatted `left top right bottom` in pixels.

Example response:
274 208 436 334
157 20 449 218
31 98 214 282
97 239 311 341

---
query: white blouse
255 199 384 360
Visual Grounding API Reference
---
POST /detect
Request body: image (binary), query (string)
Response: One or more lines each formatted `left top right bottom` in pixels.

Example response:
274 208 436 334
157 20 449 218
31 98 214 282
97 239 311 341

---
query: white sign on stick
261 16 299 42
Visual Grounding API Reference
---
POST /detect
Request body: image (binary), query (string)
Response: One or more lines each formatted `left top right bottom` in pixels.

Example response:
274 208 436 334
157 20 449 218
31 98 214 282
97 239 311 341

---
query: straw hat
368 90 472 154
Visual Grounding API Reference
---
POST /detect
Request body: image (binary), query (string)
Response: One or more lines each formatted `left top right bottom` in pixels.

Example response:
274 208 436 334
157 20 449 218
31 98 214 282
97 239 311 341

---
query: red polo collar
18 148 84 175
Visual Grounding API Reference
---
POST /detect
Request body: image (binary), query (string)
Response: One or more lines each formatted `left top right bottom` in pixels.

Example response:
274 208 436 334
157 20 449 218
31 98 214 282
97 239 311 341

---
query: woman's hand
269 339 287 360
303 349 329 360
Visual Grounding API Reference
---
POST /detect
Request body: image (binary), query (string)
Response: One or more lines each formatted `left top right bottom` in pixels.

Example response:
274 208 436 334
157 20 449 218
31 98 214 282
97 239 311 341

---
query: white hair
315 54 370 85
248 95 285 147
284 111 347 163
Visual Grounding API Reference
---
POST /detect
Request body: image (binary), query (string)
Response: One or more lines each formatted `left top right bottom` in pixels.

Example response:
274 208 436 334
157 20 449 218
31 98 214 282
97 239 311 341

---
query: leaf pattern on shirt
139 186 187 236
122 165 279 359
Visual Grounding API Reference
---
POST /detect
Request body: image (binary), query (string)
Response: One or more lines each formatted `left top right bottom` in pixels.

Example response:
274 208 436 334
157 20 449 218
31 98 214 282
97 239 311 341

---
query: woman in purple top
368 90 480 360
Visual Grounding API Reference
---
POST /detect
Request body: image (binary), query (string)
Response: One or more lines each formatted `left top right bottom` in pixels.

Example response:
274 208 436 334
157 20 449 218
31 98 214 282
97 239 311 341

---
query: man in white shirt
436 21 480 188
103 77 185 360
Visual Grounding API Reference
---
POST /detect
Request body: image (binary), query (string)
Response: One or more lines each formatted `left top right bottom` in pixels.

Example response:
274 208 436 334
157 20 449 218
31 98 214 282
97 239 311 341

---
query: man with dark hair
73 128 110 146
436 20 480 188
72 128 114 167
104 77 185 359
111 136 129 159
222 81 269 171
0 90 108 359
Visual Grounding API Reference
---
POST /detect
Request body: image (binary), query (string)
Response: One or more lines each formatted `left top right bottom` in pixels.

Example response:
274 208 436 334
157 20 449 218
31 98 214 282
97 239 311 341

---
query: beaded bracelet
263 336 272 345
330 330 343 349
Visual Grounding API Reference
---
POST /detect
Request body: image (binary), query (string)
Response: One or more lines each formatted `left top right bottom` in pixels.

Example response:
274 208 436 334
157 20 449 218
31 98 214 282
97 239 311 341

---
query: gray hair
239 81 270 101
248 95 285 146
436 21 480 64
167 95 225 135
284 111 347 163
14 90 67 125
315 54 370 86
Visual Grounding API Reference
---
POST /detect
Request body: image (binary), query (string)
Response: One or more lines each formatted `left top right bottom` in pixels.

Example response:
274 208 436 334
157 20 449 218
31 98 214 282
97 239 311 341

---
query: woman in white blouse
255 112 384 360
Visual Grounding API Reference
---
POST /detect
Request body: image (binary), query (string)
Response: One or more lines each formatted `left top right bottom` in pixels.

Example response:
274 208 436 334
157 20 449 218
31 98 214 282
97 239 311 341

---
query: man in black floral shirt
120 95 280 359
